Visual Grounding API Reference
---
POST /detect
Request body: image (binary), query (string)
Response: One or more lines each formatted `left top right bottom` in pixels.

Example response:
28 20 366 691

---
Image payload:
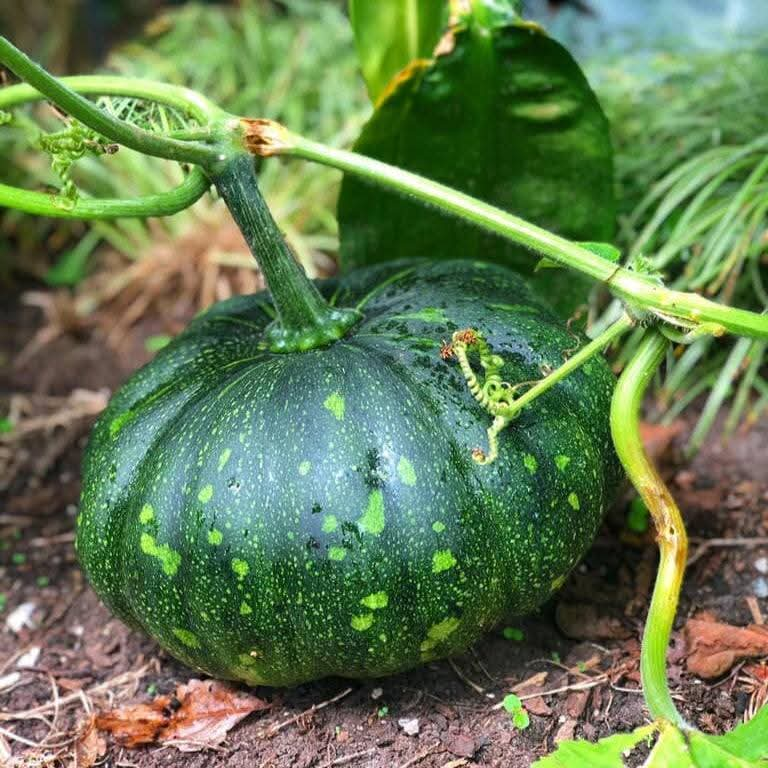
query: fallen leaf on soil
640 420 684 460
556 603 632 641
512 671 548 693
524 696 552 717
684 614 768 678
73 716 107 768
445 733 477 758
554 718 578 744
95 678 270 751
565 690 590 719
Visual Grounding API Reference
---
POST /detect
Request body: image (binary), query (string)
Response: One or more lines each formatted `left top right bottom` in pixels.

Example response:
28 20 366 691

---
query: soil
1 283 767 768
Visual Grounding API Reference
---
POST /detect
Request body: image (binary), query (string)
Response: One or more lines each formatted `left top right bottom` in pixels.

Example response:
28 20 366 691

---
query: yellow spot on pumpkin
239 601 252 616
568 492 580 510
299 460 311 476
322 514 338 533
328 546 347 561
523 454 538 474
420 617 460 652
361 591 389 610
432 550 457 574
172 628 200 648
555 455 571 472
324 392 345 421
109 411 135 438
351 613 374 631
551 574 567 590
198 484 214 504
231 558 249 579
397 456 417 486
358 489 385 535
207 529 223 546
218 448 232 471
139 533 181 576
139 504 154 524
432 521 446 533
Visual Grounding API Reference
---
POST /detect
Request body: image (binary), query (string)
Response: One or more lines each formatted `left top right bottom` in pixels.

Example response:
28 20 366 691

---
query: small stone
16 646 40 668
398 717 420 736
0 672 21 693
371 686 384 700
753 577 768 599
754 557 768 575
5 602 37 634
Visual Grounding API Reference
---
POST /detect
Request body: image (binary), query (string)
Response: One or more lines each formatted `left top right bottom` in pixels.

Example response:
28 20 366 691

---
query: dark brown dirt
1 285 766 768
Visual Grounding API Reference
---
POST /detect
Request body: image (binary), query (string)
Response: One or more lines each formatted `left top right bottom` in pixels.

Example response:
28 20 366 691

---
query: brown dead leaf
684 615 768 678
524 696 552 717
640 420 684 460
564 689 590 719
96 678 270 752
72 716 106 768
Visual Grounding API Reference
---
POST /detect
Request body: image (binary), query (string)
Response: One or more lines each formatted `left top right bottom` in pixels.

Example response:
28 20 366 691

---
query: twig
317 748 376 768
27 532 76 548
396 741 442 768
687 537 768 566
448 658 485 695
260 686 353 738
0 665 150 722
492 676 608 709
746 596 765 626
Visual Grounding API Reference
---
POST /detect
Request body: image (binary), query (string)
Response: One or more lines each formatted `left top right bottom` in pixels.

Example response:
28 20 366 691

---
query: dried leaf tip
240 118 290 157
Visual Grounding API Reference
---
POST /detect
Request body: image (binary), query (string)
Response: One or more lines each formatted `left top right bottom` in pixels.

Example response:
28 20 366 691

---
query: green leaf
502 626 524 641
338 10 615 318
689 707 768 766
644 724 690 767
532 725 656 767
535 257 562 272
502 693 523 714
0 417 13 435
534 709 768 767
349 0 448 104
577 241 622 264
45 230 100 287
627 496 650 533
513 708 530 730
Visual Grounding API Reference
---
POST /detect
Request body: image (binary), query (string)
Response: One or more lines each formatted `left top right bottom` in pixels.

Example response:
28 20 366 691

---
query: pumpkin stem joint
213 153 360 352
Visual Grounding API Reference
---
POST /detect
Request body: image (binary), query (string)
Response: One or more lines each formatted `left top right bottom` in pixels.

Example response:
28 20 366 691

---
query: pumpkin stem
212 154 359 352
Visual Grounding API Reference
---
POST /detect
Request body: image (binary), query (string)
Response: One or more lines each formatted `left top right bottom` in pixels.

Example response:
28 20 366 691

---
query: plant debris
684 613 768 679
95 679 270 751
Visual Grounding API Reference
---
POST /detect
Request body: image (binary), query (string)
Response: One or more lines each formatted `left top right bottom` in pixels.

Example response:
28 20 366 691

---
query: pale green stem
0 167 209 219
0 75 223 123
498 313 635 420
611 331 688 728
267 127 768 340
0 37 223 166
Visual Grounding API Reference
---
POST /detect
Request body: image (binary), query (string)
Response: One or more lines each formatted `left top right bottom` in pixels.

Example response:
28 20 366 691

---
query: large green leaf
534 707 768 767
532 725 655 767
338 2 615 317
349 0 448 104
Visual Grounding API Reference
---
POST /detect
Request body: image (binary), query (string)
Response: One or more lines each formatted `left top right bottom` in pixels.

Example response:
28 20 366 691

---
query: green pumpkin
76 258 619 686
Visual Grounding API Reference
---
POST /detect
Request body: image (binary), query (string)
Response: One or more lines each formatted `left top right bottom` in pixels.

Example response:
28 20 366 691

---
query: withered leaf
684 615 768 679
96 678 269 752
72 716 106 768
